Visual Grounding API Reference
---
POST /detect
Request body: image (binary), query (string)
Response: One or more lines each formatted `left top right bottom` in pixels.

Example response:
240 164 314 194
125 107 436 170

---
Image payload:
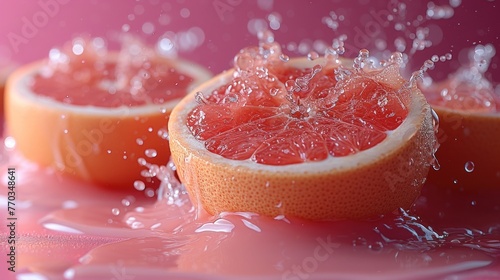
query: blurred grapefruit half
423 77 500 189
5 37 211 189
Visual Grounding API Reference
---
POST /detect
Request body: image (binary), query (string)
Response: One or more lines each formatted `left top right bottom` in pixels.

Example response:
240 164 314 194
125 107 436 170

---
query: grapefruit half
424 79 500 189
5 38 211 189
169 56 437 220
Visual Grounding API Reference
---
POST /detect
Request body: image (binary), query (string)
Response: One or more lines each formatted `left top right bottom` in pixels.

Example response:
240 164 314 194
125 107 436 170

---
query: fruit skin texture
427 105 500 189
169 62 437 220
5 60 211 189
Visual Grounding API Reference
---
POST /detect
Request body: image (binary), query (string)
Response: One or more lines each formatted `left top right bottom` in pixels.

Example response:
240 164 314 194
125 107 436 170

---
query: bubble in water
134 180 146 191
464 161 475 172
136 138 144 146
145 149 158 158
111 208 120 215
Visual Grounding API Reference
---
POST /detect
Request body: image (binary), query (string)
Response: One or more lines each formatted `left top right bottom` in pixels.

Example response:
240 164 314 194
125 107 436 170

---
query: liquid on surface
187 36 410 165
1 148 499 280
31 36 194 107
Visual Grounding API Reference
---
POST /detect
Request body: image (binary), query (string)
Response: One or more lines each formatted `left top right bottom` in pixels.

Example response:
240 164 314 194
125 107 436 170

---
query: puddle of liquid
1 148 499 280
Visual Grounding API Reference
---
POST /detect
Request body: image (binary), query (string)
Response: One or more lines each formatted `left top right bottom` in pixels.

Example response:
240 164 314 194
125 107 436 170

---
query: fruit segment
187 57 409 165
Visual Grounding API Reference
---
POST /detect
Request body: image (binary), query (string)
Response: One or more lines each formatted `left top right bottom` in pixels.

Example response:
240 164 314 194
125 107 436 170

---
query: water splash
423 44 497 112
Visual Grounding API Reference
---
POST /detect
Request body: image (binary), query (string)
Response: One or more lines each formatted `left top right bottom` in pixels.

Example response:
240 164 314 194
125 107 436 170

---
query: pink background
0 0 499 82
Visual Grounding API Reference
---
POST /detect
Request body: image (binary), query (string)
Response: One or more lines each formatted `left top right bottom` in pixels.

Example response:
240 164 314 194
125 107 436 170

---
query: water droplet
111 208 120 215
122 199 131 207
136 138 144 146
279 54 290 62
134 180 146 191
368 241 384 251
195 91 209 104
137 157 147 166
145 188 155 198
142 22 155 35
121 24 130 32
307 51 319 60
432 154 441 171
449 0 462 8
157 128 169 140
145 149 158 158
4 136 16 150
464 161 475 172
180 8 190 18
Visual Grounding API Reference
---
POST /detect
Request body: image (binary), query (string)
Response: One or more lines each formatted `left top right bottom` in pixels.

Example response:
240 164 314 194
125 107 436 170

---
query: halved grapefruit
5 37 212 189
0 62 16 119
169 47 437 220
423 77 500 189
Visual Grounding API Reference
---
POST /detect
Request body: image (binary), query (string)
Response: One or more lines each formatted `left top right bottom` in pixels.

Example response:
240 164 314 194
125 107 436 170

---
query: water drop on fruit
307 51 319 60
431 154 441 171
195 91 209 104
464 161 475 172
279 54 290 62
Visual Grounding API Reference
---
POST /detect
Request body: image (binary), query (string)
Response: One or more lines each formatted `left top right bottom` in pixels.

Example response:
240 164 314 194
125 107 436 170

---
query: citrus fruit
5 36 211 189
423 72 500 189
422 44 500 189
168 44 437 220
0 62 16 119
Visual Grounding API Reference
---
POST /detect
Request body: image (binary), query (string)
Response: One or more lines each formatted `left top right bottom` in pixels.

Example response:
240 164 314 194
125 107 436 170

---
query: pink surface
0 0 499 81
1 1 500 280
